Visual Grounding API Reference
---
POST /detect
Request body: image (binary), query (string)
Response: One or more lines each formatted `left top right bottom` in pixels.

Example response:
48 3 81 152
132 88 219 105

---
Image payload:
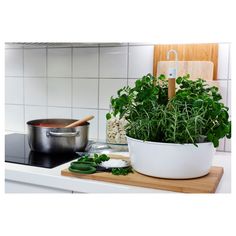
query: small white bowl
98 159 130 169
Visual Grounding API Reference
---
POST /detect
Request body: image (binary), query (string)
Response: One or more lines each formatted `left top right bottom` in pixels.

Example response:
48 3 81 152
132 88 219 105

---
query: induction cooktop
5 133 79 168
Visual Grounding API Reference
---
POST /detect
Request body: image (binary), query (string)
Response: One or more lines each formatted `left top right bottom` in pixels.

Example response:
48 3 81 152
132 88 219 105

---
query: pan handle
47 131 80 137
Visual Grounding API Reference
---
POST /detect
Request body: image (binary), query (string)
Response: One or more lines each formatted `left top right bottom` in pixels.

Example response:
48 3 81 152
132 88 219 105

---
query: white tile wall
99 79 127 109
24 106 47 130
48 78 72 107
217 43 231 151
72 79 98 108
24 78 47 105
218 80 228 105
128 45 154 78
48 48 72 77
98 109 109 141
218 43 229 79
5 43 232 152
128 79 137 87
47 107 71 119
5 77 24 104
5 105 24 132
73 47 98 78
24 49 46 77
5 49 23 76
228 49 231 80
225 138 231 152
217 138 225 151
100 46 128 78
227 80 231 116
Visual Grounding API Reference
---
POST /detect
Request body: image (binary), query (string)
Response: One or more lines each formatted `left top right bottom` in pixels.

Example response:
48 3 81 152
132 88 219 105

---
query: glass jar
106 113 128 151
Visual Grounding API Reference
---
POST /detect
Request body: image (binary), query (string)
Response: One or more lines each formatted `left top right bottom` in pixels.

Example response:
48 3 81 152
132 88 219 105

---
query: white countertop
5 150 231 193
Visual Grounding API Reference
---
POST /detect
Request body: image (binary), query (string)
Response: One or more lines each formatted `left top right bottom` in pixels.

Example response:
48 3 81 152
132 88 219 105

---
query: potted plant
106 74 231 179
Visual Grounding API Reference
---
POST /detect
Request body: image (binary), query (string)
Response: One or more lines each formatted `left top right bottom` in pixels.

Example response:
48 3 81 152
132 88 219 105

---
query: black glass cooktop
5 133 79 168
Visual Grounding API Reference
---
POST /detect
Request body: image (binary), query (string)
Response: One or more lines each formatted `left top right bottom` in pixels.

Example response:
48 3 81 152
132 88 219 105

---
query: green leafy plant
107 74 231 147
111 166 133 175
75 154 133 175
78 153 110 165
93 153 110 164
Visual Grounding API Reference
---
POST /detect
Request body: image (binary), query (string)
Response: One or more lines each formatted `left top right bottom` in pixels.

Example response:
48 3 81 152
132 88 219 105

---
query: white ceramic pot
127 136 215 179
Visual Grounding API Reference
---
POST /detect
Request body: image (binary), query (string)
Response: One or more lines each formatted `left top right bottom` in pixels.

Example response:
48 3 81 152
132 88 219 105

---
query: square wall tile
227 80 231 116
24 48 46 77
24 106 47 131
99 79 127 109
225 138 231 152
5 77 23 104
216 138 225 151
228 50 231 80
72 79 98 108
72 108 98 140
100 47 128 78
128 79 138 87
24 78 47 106
48 78 72 107
5 49 23 76
218 43 230 79
73 47 98 77
5 105 24 132
48 48 72 77
98 109 109 141
218 80 228 105
48 107 71 119
128 45 154 78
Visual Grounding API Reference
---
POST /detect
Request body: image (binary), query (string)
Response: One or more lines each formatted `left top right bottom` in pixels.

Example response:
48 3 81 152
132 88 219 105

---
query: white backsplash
5 43 231 151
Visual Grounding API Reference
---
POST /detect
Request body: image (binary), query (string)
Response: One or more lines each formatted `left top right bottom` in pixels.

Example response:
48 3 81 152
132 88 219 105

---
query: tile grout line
46 46 49 118
224 43 231 151
127 44 129 86
223 43 229 151
5 44 158 50
223 49 229 151
71 47 73 119
5 103 110 110
6 75 147 80
97 46 101 140
22 47 26 133
228 43 231 80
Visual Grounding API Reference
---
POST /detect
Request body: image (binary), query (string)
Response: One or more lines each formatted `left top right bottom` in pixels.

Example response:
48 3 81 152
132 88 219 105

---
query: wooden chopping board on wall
61 154 224 193
157 61 214 81
153 43 219 81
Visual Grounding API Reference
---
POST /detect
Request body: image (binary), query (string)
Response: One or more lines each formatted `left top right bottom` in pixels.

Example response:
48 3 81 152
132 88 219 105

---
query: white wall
5 43 231 151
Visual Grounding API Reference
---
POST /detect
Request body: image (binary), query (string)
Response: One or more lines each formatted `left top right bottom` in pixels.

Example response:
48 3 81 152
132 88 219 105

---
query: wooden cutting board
61 154 223 193
153 43 218 80
157 61 214 81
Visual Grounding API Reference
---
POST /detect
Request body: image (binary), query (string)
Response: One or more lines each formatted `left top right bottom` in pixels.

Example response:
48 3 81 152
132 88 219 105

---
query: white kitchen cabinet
5 180 72 193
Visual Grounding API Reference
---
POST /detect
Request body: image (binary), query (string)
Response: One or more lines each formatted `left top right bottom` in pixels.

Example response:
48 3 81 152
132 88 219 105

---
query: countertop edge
5 151 231 193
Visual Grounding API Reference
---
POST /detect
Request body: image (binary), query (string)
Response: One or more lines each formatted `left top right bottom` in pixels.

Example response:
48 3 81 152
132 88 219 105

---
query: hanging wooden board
153 43 218 80
157 61 214 81
61 155 223 193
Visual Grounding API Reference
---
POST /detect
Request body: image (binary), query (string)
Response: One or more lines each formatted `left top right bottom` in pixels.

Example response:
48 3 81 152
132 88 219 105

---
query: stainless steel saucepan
27 119 89 154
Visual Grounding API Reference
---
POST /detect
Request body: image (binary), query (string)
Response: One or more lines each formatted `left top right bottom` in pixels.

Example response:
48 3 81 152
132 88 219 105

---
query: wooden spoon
65 115 94 128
